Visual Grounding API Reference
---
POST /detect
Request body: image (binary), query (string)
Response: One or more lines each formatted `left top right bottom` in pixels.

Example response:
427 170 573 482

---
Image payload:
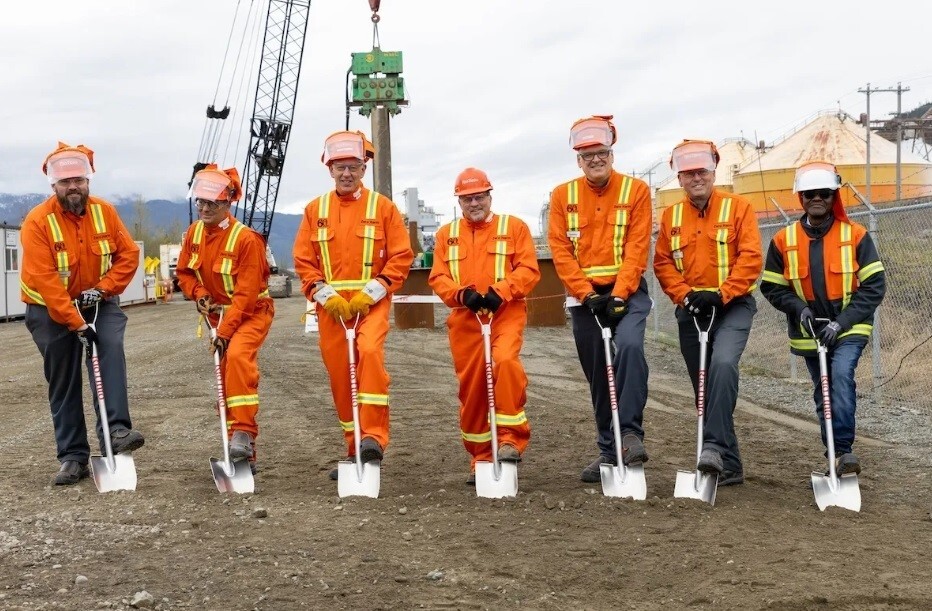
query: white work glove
360 278 387 304
312 282 338 307
79 288 104 309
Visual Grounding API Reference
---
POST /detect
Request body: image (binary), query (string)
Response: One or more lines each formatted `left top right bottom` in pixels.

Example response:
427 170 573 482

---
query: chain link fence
644 197 932 411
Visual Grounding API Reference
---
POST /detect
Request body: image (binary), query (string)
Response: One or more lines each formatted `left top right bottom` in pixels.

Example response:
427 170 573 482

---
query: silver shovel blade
209 458 255 494
337 459 380 498
811 471 861 512
475 460 518 499
600 463 647 500
674 469 718 505
90 453 137 493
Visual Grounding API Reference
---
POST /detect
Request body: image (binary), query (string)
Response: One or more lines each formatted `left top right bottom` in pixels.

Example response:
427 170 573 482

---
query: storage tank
732 110 932 216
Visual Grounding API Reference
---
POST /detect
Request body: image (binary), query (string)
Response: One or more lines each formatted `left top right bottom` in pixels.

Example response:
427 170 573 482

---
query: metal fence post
866 204 883 405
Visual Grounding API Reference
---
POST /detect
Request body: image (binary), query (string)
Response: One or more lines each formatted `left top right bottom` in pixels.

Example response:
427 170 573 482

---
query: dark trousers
26 299 133 464
570 285 650 457
675 295 756 473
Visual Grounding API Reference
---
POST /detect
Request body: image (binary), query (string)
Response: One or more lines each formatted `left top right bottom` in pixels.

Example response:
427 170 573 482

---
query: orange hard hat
453 167 493 196
669 139 721 172
42 141 95 184
189 164 242 202
569 115 617 150
321 130 375 165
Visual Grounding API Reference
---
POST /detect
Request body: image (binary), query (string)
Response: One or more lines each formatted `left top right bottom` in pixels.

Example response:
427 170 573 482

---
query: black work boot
359 437 384 463
581 455 616 483
110 429 145 454
835 452 861 475
54 460 90 486
621 434 648 465
697 448 724 474
229 431 255 461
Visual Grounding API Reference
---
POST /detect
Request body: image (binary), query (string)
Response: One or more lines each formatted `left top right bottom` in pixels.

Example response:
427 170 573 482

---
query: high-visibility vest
188 219 269 300
20 203 112 304
447 215 511 285
761 220 884 350
565 175 634 279
315 190 380 291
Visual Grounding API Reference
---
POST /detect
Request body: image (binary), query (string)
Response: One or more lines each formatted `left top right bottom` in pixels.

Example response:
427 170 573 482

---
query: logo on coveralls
566 204 579 213
447 237 459 246
316 218 329 228
53 241 66 252
670 227 681 236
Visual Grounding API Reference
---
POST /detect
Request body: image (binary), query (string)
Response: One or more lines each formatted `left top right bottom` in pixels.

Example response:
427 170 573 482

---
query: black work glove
79 288 103 309
605 297 628 323
460 288 484 313
818 321 842 348
683 290 723 317
76 326 98 358
211 336 229 360
583 292 610 316
196 295 216 316
482 288 503 313
799 306 815 336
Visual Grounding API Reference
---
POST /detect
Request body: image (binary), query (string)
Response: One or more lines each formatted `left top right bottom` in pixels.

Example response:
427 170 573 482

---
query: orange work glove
322 295 352 321
349 291 376 316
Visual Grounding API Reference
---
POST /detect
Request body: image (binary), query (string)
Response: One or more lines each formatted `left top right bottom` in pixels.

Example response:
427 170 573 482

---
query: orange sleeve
491 218 541 301
218 229 268 339
653 205 692 305
547 184 593 301
94 203 139 298
611 180 652 300
20 211 85 330
375 193 414 293
719 198 763 304
175 224 207 302
292 198 324 300
427 224 462 308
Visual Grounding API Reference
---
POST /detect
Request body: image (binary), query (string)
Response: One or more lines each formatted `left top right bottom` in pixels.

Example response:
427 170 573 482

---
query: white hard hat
794 161 842 193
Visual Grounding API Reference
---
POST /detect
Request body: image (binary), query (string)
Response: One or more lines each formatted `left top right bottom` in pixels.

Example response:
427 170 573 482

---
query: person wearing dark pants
675 295 756 482
569 284 651 465
653 140 763 486
20 142 144 486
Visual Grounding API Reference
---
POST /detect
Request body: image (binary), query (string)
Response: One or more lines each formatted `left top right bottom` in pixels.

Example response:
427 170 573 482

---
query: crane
188 0 312 297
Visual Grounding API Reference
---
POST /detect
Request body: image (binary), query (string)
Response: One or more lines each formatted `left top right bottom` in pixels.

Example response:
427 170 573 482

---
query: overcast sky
2 0 930 234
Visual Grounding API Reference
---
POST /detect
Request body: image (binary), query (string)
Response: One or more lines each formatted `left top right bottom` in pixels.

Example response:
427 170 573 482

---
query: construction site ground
1 295 930 611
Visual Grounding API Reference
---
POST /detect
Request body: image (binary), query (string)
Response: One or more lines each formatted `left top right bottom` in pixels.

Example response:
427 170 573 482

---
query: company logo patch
53 241 66 252
447 237 459 246
671 227 681 236
566 204 579 213
316 218 329 228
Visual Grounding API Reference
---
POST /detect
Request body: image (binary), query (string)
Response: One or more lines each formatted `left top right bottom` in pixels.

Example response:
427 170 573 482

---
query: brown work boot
229 431 254 461
54 460 90 486
498 444 521 463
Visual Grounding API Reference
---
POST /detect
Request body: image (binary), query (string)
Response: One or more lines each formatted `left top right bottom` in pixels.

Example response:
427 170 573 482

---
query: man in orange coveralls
547 115 654 483
175 165 274 475
428 168 541 485
293 131 413 479
21 142 144 486
653 140 762 485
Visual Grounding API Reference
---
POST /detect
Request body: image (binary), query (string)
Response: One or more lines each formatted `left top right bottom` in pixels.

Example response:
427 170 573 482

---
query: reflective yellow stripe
839 222 854 309
88 203 112 277
190 221 205 285
858 261 884 281
45 213 69 286
715 198 732 287
670 202 684 272
330 279 368 291
495 411 527 426
226 394 259 408
219 222 246 298
449 219 461 285
357 392 389 406
612 176 631 268
494 215 510 282
318 193 333 282
462 430 492 443
786 224 805 300
790 337 817 351
360 191 378 281
761 270 789 285
840 323 872 338
582 264 620 277
20 279 45 304
566 180 580 259
340 419 355 432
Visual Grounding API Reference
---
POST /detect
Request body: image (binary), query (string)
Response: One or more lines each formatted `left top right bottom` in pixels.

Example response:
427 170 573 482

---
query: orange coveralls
20 195 139 327
176 213 274 450
428 213 540 468
292 187 413 455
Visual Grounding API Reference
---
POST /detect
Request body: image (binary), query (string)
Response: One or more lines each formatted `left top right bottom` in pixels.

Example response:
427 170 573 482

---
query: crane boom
240 0 311 245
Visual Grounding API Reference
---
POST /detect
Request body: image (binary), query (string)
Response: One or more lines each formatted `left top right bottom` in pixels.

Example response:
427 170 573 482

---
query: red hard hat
190 164 242 202
453 167 493 196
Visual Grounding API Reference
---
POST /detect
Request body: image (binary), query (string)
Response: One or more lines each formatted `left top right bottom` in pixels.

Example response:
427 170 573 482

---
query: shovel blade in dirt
600 463 647 500
674 469 718 505
475 460 518 499
90 454 137 493
209 458 255 494
811 471 861 512
337 459 380 498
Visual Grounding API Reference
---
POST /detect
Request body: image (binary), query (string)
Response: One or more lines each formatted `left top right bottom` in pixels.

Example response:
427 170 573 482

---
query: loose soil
1 297 930 610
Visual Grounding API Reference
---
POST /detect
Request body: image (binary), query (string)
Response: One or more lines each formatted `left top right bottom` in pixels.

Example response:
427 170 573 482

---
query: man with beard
21 142 144 486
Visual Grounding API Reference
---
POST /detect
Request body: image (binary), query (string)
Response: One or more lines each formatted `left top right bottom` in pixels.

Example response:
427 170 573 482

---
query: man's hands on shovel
75 325 98 358
196 295 220 316
211 336 229 360
461 287 503 317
